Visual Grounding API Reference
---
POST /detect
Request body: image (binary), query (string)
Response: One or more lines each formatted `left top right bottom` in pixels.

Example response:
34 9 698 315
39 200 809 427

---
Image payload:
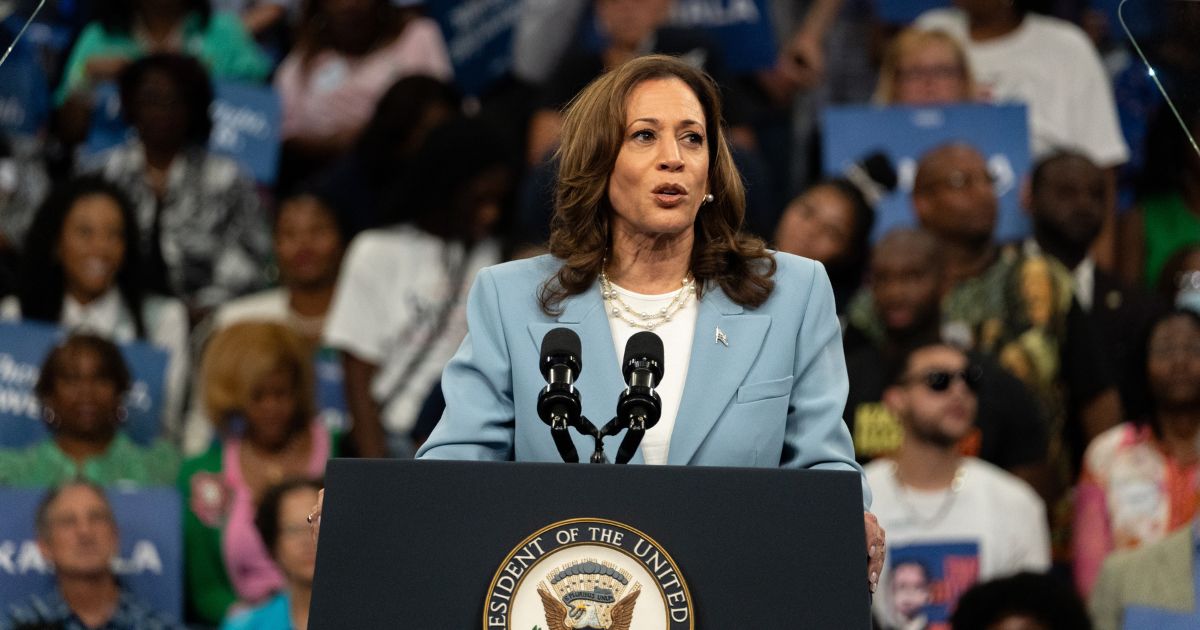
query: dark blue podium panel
311 459 869 628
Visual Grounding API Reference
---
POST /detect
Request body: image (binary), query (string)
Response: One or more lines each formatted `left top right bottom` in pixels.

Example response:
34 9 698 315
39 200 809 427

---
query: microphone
537 327 583 463
614 331 664 464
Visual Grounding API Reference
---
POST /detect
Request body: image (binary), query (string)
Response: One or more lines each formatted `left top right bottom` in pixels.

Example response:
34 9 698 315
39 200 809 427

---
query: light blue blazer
416 253 870 507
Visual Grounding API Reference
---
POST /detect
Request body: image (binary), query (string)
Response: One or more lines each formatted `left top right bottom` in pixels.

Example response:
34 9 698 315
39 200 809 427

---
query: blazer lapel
668 288 771 465
527 289 634 462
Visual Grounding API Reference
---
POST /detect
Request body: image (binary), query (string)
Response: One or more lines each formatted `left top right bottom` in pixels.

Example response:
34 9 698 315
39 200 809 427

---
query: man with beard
866 341 1049 630
842 228 1049 495
1025 151 1161 414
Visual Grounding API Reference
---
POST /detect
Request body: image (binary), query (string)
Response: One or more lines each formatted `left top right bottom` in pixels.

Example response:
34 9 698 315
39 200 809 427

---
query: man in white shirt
865 340 1049 629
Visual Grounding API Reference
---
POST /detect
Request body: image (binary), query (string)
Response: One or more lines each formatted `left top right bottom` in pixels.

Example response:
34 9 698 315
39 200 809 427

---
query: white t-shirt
864 457 1050 629
324 225 501 435
602 283 698 465
916 9 1129 167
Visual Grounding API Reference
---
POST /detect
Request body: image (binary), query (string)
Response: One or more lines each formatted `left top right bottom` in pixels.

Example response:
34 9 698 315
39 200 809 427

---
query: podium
310 459 870 628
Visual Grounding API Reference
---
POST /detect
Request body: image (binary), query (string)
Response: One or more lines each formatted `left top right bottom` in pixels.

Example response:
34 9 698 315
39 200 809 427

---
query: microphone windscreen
622 331 664 381
540 327 582 379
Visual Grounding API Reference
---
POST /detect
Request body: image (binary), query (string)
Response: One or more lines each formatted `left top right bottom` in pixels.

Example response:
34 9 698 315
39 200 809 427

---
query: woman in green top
0 333 180 486
55 0 271 143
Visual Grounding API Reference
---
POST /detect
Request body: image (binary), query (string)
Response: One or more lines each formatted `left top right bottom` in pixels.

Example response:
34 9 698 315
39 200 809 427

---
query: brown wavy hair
539 54 775 315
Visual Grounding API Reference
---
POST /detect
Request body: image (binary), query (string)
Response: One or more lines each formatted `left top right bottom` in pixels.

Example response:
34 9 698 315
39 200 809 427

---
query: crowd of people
0 0 1198 628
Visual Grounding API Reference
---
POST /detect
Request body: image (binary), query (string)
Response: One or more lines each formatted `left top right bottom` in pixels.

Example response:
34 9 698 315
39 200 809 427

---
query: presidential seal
483 518 693 630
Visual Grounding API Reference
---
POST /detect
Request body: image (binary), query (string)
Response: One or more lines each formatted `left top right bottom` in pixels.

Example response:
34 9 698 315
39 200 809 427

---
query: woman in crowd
774 154 895 313
82 53 270 316
2 176 189 435
1074 309 1200 596
274 0 452 178
323 117 515 459
181 322 335 625
873 27 975 106
221 478 321 630
1121 101 1200 289
54 0 270 144
0 334 179 486
314 75 461 236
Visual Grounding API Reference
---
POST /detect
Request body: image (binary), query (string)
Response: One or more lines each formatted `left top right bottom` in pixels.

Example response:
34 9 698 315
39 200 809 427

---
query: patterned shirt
0 588 182 630
81 140 270 309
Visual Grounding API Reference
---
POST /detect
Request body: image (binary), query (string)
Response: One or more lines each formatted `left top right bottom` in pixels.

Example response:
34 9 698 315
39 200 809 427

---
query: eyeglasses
930 170 997 192
901 368 981 393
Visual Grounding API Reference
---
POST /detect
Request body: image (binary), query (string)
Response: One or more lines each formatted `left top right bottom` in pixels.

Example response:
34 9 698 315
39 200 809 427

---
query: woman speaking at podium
314 54 884 590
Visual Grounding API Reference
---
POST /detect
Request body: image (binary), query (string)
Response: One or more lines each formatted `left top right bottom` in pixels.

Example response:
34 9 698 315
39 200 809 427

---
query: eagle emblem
535 560 641 630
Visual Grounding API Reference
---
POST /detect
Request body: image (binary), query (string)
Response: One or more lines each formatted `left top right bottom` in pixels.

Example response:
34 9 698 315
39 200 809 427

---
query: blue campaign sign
822 103 1032 243
425 0 521 96
0 55 50 138
314 346 349 434
874 0 948 25
210 81 281 185
0 487 183 623
667 0 777 74
0 321 169 448
81 81 280 184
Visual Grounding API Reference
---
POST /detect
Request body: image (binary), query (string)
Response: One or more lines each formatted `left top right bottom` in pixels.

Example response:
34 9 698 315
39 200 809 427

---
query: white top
0 290 189 441
324 225 501 435
915 9 1129 167
602 283 697 465
864 457 1050 628
213 287 291 328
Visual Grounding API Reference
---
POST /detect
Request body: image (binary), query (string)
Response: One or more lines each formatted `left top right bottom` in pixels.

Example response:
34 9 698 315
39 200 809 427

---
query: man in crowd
866 341 1049 629
0 481 181 630
1026 150 1161 413
842 228 1049 496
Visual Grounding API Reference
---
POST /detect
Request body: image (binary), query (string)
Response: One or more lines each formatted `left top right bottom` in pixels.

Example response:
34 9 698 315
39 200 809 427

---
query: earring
703 193 714 204
42 407 58 428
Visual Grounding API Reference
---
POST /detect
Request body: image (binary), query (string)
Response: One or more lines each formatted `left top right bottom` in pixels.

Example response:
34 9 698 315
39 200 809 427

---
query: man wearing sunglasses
864 341 1049 630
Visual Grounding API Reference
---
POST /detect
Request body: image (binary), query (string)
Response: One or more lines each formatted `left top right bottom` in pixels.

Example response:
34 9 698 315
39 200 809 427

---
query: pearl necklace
599 267 695 331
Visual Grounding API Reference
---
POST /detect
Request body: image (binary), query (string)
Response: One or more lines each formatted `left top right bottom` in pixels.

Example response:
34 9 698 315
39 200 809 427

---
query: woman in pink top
180 322 337 625
1073 309 1200 597
274 0 452 176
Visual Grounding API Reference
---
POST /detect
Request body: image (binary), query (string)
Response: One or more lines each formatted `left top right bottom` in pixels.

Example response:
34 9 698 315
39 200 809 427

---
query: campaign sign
667 0 777 74
209 81 281 185
822 103 1032 243
0 321 168 448
314 346 349 434
0 487 183 623
875 0 947 25
425 0 520 96
0 55 50 138
81 81 281 184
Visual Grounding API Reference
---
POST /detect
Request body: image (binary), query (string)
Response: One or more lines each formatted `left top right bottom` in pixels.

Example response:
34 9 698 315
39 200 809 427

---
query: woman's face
275 197 344 291
58 194 125 303
44 348 122 441
131 69 188 151
773 185 856 264
274 486 320 585
244 368 301 449
894 41 968 105
607 77 710 244
1148 316 1200 409
455 166 512 242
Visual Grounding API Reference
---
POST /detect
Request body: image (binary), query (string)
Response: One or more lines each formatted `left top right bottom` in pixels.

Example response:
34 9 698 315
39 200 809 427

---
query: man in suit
1025 150 1162 415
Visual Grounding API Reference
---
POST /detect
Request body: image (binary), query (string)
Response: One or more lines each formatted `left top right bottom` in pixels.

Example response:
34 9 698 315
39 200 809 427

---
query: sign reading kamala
485 518 692 630
0 487 183 623
822 103 1032 244
425 0 521 96
0 321 168 448
666 0 776 74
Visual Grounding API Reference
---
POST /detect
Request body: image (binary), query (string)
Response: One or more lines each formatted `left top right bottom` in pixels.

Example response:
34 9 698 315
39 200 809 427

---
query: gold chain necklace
599 267 695 331
891 462 967 528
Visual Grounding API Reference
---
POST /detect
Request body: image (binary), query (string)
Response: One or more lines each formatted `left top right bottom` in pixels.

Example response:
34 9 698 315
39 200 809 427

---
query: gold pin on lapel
715 327 729 347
